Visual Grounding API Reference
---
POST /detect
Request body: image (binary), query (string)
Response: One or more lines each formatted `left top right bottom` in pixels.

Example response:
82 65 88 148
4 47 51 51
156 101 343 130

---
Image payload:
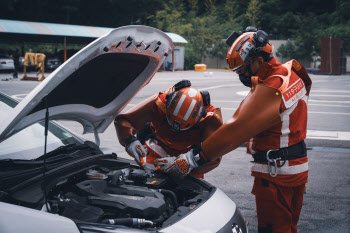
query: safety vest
247 58 312 186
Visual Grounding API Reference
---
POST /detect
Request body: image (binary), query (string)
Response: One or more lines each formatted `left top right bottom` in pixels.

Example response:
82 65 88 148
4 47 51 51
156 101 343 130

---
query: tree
246 0 261 28
205 0 216 15
276 40 296 63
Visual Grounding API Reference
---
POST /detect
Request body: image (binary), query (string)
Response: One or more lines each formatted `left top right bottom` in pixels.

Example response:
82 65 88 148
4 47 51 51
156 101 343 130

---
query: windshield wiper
0 142 99 169
34 143 77 160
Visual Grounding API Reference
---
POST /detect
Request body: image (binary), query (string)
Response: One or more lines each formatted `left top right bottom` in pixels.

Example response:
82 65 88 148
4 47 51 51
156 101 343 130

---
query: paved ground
0 70 349 232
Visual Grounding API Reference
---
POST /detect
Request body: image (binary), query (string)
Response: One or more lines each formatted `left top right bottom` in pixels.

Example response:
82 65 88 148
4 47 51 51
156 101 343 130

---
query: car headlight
217 208 248 233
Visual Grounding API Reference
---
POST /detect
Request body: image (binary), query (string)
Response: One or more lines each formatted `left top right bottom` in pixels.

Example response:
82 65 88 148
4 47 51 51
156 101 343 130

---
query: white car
0 56 15 72
0 26 247 233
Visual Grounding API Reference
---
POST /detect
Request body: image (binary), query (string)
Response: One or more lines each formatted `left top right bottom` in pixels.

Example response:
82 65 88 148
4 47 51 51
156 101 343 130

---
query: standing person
114 80 223 178
10 49 20 79
154 27 312 233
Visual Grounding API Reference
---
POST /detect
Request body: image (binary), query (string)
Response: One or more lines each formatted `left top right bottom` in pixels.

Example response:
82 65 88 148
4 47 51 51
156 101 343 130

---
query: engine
48 166 211 230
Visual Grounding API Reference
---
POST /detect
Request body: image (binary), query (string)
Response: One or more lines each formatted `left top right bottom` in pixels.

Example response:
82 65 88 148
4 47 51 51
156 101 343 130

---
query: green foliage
246 0 261 28
211 40 227 59
276 41 296 62
184 43 201 70
205 0 217 15
1 0 349 67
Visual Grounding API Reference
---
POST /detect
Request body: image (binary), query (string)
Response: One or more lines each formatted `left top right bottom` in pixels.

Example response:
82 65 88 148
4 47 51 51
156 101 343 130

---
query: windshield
0 93 82 160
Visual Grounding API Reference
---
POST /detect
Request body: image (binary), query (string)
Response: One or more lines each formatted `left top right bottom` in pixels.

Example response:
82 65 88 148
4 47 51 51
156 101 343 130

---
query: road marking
308 104 350 108
221 108 237 111
309 147 350 153
221 108 350 115
311 94 350 98
214 99 350 104
308 111 350 115
236 91 350 98
307 130 350 141
219 103 350 108
199 84 240 90
311 90 350 93
236 91 249 96
309 100 350 104
212 100 242 103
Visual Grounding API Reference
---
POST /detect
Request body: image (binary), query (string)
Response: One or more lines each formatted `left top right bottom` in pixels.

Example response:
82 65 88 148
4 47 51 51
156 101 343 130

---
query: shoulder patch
282 78 306 108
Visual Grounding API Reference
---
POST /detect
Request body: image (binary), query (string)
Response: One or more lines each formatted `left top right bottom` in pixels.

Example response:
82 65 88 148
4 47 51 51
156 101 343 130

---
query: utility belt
252 140 307 177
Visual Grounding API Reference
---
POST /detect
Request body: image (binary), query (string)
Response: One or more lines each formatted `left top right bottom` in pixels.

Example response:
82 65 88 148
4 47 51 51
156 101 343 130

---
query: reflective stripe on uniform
187 88 198 97
183 99 197 121
280 100 299 147
248 138 256 154
173 95 186 116
251 160 308 175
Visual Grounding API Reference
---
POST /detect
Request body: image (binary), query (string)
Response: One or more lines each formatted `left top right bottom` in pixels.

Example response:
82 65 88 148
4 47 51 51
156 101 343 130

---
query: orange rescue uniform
248 58 310 233
115 91 223 178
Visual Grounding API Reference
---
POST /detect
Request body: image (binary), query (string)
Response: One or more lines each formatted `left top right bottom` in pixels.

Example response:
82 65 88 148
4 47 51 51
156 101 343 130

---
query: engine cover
75 180 166 218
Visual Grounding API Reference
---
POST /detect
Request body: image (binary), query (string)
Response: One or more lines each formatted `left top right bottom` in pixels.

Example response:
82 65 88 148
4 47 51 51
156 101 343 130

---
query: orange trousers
145 144 204 179
252 178 305 233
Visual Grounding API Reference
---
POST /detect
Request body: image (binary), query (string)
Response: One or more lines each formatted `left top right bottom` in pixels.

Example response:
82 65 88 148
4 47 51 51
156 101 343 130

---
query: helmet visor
233 65 248 74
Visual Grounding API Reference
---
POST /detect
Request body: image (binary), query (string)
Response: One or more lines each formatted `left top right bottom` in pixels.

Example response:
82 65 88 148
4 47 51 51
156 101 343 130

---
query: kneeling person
114 80 223 178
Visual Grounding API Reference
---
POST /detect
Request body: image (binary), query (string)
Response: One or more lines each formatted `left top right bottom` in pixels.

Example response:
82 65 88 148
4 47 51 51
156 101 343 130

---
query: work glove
125 136 148 166
154 145 209 178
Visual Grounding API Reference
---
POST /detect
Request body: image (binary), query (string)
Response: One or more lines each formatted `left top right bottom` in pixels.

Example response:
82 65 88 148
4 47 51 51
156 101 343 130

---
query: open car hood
0 26 173 143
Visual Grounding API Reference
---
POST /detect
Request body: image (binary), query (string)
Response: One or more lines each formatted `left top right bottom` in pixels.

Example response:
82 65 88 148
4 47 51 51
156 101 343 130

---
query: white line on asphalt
212 100 242 103
213 99 350 104
308 111 350 115
309 100 350 103
308 104 350 108
221 108 350 115
216 102 350 108
307 130 350 141
235 91 350 98
311 94 350 98
155 80 233 83
199 84 241 90
221 108 237 111
311 90 350 93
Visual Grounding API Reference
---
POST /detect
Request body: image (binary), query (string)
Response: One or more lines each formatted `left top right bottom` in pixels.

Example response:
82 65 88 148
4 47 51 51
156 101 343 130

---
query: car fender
0 202 80 233
160 188 237 233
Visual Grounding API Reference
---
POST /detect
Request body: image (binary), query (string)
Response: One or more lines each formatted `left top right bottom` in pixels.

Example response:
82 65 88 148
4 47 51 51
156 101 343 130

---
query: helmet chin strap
239 65 254 87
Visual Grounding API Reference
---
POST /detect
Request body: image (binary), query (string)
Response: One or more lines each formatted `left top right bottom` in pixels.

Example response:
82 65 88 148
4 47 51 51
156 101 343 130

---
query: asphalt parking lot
0 70 349 233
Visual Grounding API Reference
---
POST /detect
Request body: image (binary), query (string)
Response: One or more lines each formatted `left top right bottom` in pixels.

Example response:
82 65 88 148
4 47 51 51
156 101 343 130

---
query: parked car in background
0 54 15 72
18 56 37 71
46 58 62 71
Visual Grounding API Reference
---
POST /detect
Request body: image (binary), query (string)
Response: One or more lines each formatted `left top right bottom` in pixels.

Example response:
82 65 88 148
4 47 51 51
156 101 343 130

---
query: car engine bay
51 166 212 230
0 147 214 231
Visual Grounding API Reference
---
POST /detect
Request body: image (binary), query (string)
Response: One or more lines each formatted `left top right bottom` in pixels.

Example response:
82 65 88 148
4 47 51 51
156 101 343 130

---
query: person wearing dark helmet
114 80 223 178
154 27 312 233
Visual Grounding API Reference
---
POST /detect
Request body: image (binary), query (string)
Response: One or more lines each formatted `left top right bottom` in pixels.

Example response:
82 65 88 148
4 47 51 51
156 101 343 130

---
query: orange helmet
226 27 273 71
165 81 210 131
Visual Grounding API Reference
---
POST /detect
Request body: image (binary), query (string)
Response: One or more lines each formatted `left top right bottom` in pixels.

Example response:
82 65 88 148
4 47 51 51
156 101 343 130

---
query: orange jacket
201 58 311 186
248 58 311 186
115 91 223 175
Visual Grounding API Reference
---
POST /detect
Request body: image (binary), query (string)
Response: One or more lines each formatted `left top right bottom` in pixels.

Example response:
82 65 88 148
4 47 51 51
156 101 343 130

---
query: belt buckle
266 149 280 177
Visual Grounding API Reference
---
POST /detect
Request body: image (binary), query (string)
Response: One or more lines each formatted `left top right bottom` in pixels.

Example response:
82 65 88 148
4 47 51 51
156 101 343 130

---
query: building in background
162 32 187 71
321 37 347 75
0 19 187 71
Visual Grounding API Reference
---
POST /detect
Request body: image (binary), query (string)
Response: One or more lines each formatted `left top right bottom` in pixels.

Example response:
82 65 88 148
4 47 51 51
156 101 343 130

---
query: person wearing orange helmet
154 27 312 233
114 80 223 178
